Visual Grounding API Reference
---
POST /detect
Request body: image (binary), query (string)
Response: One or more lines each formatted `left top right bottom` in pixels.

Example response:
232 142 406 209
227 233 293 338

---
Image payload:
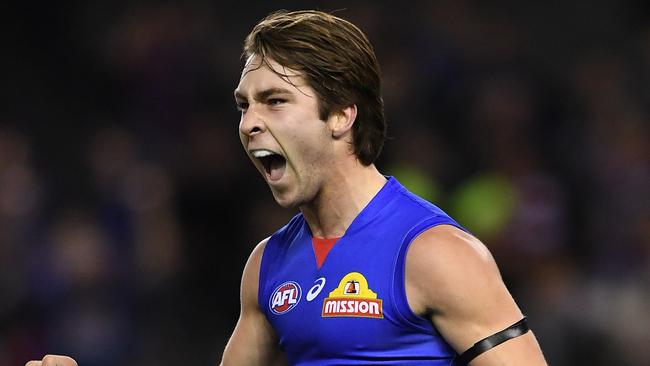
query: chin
273 197 302 209
271 190 302 209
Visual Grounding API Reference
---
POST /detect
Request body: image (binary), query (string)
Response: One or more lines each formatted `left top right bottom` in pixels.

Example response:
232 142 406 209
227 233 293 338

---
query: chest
261 234 406 359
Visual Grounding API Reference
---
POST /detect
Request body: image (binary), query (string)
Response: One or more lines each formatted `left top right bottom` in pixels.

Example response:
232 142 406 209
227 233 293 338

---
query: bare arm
220 238 286 366
406 225 547 365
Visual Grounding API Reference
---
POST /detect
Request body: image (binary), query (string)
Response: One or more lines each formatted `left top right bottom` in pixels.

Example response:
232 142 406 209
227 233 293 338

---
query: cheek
289 130 322 159
291 136 331 177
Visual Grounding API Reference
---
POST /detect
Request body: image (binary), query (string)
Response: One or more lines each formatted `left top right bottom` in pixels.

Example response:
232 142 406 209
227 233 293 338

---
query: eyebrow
234 87 294 102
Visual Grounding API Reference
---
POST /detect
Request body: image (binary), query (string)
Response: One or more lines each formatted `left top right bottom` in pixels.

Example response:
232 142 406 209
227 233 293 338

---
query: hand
26 355 78 366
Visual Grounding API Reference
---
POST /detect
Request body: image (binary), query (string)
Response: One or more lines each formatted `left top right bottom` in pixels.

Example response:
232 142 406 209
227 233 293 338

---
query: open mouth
252 150 287 181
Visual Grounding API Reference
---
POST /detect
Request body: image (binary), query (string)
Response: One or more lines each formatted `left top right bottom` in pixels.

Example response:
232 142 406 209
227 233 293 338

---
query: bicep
221 239 286 366
222 307 285 365
406 225 547 365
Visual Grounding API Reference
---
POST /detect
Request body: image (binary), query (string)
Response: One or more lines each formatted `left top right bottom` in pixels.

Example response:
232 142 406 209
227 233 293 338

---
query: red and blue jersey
259 177 465 365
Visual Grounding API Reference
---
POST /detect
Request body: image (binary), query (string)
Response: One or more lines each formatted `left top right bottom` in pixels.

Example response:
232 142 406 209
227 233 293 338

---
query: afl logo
269 281 302 315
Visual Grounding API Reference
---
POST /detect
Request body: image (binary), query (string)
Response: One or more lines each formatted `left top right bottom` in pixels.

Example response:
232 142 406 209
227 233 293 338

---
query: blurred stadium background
2 1 648 365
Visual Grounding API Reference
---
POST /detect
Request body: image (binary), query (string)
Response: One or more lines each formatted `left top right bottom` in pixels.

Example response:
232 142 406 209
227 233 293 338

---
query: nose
239 107 266 138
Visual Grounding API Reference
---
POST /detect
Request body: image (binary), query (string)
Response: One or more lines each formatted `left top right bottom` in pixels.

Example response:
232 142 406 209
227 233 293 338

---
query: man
223 9 547 366
27 10 547 366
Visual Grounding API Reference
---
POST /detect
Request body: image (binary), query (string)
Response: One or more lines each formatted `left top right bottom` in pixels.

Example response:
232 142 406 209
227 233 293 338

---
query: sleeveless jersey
259 177 465 365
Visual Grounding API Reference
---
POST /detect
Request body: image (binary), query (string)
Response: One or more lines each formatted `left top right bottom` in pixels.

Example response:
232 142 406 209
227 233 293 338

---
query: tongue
269 156 286 181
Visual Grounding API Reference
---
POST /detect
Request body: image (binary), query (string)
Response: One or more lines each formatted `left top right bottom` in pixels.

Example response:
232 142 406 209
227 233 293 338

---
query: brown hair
243 10 386 166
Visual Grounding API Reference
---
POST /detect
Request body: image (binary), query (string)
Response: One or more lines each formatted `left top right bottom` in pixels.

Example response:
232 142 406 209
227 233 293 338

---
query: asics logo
306 277 326 301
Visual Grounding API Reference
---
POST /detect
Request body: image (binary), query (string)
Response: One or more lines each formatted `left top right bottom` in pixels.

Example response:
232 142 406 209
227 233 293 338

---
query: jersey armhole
257 235 276 313
391 216 468 333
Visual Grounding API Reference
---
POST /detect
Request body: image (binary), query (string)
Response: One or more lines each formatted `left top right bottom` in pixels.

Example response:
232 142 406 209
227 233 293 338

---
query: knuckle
42 355 57 366
42 355 73 366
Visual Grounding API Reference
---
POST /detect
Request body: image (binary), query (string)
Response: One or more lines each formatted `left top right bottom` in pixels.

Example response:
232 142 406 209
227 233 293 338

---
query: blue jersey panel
259 177 466 365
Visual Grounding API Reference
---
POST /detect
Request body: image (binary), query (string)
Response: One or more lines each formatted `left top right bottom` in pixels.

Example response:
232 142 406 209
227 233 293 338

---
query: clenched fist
26 355 78 366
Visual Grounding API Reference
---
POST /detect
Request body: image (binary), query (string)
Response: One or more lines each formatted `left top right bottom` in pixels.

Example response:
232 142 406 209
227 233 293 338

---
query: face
235 55 334 208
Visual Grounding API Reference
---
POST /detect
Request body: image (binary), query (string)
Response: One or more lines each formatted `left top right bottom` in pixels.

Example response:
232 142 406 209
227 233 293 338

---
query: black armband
454 317 530 365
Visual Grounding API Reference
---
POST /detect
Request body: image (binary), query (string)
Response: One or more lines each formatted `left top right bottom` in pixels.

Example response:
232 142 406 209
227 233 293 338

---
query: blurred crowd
1 1 648 365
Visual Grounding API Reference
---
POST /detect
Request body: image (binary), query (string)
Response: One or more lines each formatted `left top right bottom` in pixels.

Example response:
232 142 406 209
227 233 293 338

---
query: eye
268 98 286 106
236 101 249 112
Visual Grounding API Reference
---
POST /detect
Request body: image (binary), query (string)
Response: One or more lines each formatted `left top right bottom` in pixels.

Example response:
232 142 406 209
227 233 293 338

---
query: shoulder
405 226 547 363
405 225 503 316
406 225 526 353
410 225 493 271
248 237 270 266
241 237 271 303
386 179 461 229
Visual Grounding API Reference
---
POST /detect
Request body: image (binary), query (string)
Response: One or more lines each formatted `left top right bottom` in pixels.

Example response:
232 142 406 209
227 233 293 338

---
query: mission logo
322 272 383 318
269 281 302 315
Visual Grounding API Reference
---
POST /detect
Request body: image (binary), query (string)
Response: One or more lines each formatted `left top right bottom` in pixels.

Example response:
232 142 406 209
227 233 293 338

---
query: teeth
251 149 276 158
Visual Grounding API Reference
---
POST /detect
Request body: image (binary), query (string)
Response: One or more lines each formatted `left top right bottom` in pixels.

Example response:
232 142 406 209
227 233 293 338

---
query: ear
329 105 357 139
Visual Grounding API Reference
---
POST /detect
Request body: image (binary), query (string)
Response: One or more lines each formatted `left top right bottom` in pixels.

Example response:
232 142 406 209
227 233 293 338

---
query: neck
300 161 386 238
